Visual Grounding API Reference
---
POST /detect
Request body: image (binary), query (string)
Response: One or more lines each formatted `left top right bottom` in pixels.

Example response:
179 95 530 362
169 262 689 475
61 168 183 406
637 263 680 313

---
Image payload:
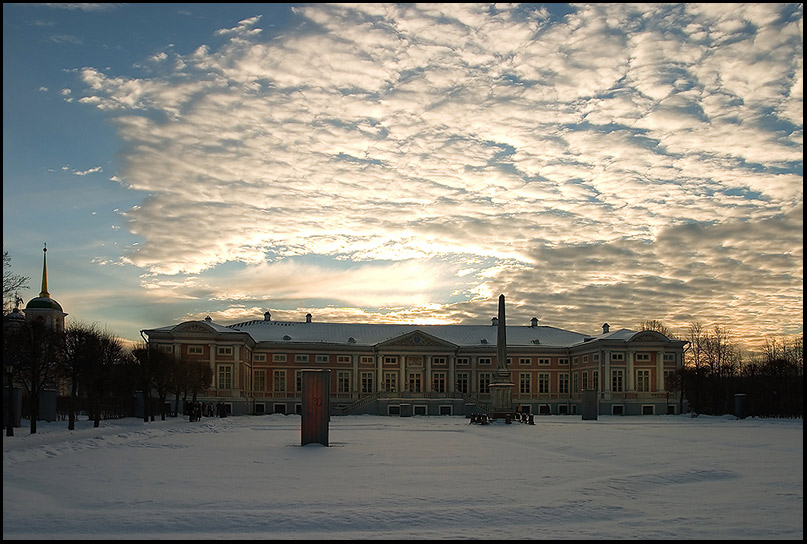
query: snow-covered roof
223 319 590 348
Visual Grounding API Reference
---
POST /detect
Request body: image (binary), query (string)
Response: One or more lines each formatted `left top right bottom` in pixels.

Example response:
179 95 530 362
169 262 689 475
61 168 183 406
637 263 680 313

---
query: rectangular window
558 358 569 365
337 355 351 363
558 373 569 394
273 354 287 363
612 369 623 392
519 373 531 394
611 352 625 361
361 355 374 364
582 371 589 391
159 344 173 353
538 373 550 393
432 372 446 393
408 373 422 393
538 358 550 365
456 357 470 366
253 353 266 362
188 345 204 355
432 356 447 366
478 373 491 394
383 372 397 392
217 346 233 356
218 365 232 390
519 357 531 365
572 372 578 393
295 354 309 363
593 370 599 391
593 353 599 361
295 371 302 393
456 372 468 394
361 372 374 393
663 353 675 362
637 369 650 392
254 370 266 392
479 357 492 365
636 353 650 362
316 354 329 363
384 356 398 365
273 370 286 392
337 371 351 393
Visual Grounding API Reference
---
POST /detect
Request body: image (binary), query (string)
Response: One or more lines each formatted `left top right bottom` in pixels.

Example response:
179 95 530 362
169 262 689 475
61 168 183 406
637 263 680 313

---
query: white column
425 355 432 393
656 350 665 391
627 351 634 391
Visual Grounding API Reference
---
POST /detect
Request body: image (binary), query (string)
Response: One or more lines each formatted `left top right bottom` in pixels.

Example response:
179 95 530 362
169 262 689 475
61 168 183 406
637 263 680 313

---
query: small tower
24 245 67 332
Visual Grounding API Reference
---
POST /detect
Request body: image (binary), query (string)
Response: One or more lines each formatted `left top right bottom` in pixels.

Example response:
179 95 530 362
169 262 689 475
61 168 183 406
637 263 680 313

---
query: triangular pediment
377 329 457 350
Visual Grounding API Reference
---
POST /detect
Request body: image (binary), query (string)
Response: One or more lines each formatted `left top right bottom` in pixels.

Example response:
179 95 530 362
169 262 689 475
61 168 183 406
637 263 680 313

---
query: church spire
39 244 50 298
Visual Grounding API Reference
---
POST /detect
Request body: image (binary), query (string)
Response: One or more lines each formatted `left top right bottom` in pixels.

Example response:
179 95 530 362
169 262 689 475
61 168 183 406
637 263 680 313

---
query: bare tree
3 249 29 314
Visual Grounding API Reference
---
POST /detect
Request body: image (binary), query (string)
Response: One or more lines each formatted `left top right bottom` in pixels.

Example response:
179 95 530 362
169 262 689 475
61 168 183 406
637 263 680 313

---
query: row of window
232 368 677 395
167 344 676 365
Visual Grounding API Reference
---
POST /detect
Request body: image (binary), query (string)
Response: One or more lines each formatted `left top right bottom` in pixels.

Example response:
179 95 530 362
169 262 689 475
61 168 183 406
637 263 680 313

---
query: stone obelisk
489 294 514 418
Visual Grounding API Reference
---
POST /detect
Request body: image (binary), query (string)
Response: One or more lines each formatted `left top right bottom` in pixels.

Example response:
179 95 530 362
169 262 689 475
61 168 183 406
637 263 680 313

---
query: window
538 373 550 394
253 353 266 362
316 354 329 363
384 356 398 365
519 373 531 394
456 372 469 394
558 373 569 394
664 353 675 362
478 373 491 394
254 370 266 392
519 357 531 365
538 358 550 365
612 369 624 392
593 370 599 391
218 365 232 390
188 345 203 355
479 357 492 365
611 352 624 361
432 356 447 366
582 355 588 363
361 372 374 393
273 370 286 392
572 372 578 393
361 356 374 364
432 372 446 393
383 372 397 392
337 355 351 363
337 371 350 393
636 353 650 362
295 354 309 363
408 373 422 393
159 344 173 353
295 371 303 392
558 358 569 366
456 357 469 366
582 371 589 391
637 369 650 392
273 354 287 362
593 353 599 361
217 346 233 356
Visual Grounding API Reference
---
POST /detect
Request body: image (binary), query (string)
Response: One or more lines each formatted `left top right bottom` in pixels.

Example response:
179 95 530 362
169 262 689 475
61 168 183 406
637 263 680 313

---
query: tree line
641 320 803 418
4 320 212 434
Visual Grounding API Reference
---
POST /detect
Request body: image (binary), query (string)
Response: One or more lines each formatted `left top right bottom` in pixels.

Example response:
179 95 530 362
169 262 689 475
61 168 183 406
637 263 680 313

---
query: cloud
74 3 802 349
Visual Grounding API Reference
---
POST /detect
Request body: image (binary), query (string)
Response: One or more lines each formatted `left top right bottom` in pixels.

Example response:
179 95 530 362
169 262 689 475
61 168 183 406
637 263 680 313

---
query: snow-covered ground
3 413 803 539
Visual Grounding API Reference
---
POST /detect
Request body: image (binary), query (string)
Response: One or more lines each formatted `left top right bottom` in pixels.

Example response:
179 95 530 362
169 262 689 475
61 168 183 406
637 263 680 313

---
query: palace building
141 311 688 417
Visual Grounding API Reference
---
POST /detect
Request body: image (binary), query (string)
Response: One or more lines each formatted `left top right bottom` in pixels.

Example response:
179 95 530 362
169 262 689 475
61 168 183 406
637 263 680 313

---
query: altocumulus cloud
75 3 802 348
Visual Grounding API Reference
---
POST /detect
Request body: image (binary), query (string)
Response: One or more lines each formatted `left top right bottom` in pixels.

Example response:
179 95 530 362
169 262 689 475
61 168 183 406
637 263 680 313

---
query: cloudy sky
3 3 802 350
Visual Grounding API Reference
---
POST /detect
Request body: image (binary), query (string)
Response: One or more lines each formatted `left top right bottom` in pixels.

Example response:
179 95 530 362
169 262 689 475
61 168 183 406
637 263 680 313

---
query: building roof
221 319 590 348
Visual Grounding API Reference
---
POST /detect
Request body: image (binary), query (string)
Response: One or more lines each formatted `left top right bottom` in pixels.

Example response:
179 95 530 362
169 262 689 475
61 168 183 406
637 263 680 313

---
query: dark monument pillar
301 369 330 446
490 294 515 419
582 389 598 420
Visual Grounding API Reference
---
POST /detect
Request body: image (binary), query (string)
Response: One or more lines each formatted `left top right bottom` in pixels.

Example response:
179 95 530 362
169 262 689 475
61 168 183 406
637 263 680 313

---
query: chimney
602 323 610 334
264 311 271 321
306 313 312 323
531 317 538 328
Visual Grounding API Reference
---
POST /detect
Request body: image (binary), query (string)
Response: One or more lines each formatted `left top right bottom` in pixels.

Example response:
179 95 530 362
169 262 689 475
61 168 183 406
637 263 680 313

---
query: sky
3 414 804 539
2 3 803 351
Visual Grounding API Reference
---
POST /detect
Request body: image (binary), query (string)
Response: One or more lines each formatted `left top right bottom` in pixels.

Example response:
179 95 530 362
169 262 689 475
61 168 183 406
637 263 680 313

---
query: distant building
141 312 688 417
